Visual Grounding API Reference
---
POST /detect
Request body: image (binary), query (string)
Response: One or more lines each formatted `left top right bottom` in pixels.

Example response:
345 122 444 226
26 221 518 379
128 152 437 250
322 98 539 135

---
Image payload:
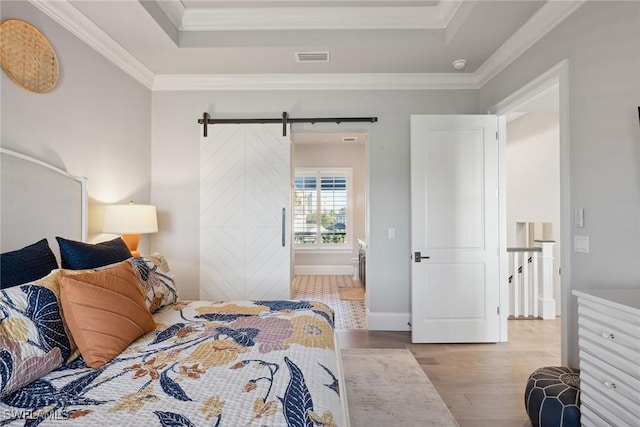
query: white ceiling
70 0 544 74
30 0 586 89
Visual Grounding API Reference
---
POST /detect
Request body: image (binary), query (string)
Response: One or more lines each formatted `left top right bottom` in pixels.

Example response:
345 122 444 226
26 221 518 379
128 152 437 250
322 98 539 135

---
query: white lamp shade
103 204 158 234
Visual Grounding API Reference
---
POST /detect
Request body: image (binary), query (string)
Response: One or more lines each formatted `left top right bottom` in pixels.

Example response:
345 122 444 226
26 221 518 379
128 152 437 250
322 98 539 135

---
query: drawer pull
600 332 615 340
603 381 617 390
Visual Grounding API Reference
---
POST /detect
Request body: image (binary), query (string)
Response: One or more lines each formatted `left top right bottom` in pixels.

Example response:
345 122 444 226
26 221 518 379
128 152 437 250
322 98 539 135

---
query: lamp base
120 234 141 257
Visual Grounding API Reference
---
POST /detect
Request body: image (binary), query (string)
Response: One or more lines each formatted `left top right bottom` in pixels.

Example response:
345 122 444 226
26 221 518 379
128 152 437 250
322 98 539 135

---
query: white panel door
200 124 291 300
410 115 503 343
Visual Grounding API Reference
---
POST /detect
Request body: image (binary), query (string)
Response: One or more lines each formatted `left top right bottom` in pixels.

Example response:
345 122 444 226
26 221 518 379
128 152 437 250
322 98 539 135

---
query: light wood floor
337 318 561 427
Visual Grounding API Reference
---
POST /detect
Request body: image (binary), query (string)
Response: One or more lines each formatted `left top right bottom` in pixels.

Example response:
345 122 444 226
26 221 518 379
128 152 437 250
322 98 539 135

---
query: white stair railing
507 240 555 319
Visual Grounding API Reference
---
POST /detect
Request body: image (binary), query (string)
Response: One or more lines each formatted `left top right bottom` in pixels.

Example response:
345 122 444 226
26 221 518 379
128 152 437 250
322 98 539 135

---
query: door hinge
497 306 500 315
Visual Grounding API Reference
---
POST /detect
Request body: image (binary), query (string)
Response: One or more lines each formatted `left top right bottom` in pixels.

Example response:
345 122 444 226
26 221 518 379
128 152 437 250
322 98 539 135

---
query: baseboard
295 265 354 275
367 309 412 331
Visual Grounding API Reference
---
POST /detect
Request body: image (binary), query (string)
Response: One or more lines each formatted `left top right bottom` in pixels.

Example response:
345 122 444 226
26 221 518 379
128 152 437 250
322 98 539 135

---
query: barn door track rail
198 111 378 137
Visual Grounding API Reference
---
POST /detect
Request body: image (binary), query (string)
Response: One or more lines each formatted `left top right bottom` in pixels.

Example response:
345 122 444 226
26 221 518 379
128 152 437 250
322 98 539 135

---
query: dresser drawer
579 352 640 427
578 301 640 380
580 404 613 427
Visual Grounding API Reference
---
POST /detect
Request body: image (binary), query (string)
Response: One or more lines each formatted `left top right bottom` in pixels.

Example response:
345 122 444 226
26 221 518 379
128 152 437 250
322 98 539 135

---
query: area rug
341 348 459 427
338 286 365 301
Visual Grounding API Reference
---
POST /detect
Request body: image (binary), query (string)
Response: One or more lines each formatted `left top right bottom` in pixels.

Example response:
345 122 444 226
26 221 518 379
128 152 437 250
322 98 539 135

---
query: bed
0 148 349 426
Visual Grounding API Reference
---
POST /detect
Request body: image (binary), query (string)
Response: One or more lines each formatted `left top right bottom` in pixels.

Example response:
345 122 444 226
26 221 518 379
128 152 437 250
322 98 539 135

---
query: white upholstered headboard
0 148 87 257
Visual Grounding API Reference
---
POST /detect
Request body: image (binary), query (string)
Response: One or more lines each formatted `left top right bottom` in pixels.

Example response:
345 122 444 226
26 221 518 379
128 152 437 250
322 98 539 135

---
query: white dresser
573 289 640 426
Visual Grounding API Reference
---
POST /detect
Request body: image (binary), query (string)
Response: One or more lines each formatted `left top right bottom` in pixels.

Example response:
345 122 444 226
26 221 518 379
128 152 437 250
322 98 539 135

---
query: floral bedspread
0 300 345 426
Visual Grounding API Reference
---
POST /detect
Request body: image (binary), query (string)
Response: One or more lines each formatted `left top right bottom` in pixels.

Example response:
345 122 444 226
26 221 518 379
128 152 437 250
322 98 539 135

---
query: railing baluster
524 254 528 315
507 244 551 320
509 251 515 317
513 252 520 318
531 252 540 318
535 240 556 319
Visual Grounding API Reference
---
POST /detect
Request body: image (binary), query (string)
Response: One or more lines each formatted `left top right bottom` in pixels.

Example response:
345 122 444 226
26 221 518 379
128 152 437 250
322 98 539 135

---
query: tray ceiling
32 1 585 89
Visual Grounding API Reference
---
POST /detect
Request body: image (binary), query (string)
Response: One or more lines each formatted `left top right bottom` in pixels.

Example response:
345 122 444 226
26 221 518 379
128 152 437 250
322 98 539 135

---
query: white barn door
410 115 505 343
200 124 291 300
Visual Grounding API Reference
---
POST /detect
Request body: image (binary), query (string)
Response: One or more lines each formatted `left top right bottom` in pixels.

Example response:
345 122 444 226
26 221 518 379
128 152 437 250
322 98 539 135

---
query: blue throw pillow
1 238 59 288
56 236 132 270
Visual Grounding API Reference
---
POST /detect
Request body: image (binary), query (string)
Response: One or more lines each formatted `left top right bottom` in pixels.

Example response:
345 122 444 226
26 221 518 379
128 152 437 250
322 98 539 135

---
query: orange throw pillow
59 262 156 368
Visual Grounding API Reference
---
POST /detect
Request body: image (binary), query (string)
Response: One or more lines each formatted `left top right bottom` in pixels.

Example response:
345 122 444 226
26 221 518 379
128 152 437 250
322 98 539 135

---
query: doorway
506 110 561 318
489 60 570 364
290 130 368 330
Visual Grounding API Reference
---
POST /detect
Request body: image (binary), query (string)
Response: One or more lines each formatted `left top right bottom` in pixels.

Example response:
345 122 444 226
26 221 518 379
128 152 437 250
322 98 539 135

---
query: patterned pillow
56 236 131 270
0 239 58 289
0 271 73 398
127 254 178 313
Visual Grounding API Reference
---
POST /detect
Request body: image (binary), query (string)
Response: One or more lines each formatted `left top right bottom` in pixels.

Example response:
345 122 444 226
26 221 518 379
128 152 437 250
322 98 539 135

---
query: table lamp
103 203 158 256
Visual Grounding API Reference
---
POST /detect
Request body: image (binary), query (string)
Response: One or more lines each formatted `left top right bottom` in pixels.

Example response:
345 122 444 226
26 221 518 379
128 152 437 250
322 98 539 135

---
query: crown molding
28 0 155 89
155 0 185 30
160 0 462 31
183 7 445 31
475 0 585 87
30 0 584 92
152 73 480 91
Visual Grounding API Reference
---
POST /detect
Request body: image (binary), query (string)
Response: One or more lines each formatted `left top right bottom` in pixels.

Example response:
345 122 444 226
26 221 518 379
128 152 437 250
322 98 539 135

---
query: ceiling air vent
342 136 358 143
296 51 330 63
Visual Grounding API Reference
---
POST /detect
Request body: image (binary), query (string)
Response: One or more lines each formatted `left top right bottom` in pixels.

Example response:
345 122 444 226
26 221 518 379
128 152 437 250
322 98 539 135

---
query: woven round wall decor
0 19 59 93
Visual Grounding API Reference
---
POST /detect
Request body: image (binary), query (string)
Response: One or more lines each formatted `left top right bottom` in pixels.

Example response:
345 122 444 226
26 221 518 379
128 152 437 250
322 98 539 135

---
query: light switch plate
388 228 396 240
574 235 589 253
574 208 584 227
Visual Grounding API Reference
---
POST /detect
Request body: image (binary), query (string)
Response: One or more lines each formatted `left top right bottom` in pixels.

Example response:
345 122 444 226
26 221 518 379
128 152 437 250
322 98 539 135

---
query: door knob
414 251 430 262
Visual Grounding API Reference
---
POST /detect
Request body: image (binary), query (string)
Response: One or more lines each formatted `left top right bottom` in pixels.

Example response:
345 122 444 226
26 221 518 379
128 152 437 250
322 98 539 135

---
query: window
294 168 352 249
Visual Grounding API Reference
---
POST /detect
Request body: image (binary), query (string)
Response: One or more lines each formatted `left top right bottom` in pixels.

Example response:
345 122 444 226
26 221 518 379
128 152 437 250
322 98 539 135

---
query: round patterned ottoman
525 366 580 427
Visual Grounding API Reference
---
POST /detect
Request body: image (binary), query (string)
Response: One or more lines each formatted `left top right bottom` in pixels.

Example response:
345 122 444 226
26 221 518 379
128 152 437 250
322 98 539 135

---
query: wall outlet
574 235 589 253
388 228 396 240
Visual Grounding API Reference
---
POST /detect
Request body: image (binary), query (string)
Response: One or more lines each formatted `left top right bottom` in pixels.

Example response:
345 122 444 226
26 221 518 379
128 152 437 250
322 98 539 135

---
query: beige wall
480 1 640 366
506 113 561 313
1 1 152 249
292 141 366 268
151 89 479 323
9 0 637 356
